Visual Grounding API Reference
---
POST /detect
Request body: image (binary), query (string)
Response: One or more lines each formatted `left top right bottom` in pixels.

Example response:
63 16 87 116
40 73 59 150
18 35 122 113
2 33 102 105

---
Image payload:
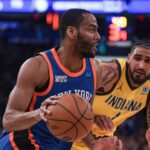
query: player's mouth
135 69 145 75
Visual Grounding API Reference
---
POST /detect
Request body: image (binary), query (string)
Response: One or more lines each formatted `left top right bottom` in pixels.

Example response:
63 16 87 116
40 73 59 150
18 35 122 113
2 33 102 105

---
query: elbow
2 114 13 132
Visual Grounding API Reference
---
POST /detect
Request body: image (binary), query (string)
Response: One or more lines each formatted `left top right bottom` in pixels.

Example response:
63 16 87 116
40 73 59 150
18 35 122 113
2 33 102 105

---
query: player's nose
138 61 146 70
95 32 101 41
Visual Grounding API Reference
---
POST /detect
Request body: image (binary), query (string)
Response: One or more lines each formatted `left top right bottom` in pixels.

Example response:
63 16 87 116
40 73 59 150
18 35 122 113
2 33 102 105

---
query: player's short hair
59 8 91 39
131 39 150 52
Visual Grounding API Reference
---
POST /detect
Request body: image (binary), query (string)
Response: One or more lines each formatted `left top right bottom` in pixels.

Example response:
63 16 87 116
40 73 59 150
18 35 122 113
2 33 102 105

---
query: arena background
0 0 150 149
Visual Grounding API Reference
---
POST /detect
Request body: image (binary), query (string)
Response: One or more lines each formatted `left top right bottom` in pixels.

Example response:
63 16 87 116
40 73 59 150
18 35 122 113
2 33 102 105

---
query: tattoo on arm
100 64 117 85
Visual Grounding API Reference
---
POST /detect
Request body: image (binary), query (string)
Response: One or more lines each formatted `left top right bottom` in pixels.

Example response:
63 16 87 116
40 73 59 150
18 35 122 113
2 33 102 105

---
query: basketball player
72 39 150 150
0 9 121 150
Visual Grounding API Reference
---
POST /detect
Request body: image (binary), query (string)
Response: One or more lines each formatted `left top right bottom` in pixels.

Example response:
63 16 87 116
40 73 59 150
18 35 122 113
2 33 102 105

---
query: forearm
3 109 41 132
147 102 150 128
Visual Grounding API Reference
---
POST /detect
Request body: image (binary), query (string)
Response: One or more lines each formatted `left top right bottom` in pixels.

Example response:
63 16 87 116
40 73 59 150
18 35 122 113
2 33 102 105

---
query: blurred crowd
116 110 149 150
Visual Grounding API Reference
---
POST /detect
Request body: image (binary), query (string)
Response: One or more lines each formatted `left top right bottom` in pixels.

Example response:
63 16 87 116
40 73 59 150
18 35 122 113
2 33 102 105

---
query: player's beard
76 32 97 58
128 65 148 85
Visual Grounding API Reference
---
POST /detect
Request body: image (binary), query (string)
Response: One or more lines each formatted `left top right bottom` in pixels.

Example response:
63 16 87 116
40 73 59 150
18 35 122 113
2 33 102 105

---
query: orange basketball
46 94 94 142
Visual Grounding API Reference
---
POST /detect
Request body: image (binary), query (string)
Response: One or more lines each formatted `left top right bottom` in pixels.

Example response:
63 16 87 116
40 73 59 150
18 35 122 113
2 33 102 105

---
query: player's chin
140 76 147 82
135 74 146 80
134 76 146 84
92 45 97 52
90 51 96 58
90 47 97 56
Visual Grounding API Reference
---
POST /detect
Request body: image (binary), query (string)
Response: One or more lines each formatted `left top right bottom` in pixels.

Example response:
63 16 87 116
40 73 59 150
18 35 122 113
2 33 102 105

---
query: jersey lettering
105 95 142 111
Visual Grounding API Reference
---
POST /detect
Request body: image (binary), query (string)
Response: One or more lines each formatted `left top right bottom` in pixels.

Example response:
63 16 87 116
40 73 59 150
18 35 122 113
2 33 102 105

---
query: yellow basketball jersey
72 58 150 150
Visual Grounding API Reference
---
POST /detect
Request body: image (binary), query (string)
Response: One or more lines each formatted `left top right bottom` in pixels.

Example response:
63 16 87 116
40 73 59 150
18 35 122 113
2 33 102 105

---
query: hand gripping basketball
45 94 94 142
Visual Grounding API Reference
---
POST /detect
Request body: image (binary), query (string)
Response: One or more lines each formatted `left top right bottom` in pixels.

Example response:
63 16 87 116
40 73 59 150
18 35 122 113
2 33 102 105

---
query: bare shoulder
94 59 120 93
17 55 49 88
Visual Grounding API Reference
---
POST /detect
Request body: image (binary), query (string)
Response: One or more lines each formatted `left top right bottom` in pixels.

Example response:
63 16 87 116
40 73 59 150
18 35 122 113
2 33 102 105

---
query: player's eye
89 27 96 33
134 56 142 61
145 59 150 63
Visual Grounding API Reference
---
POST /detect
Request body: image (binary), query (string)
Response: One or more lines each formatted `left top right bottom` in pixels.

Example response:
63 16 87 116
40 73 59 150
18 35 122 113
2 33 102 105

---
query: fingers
93 136 117 150
100 136 116 143
104 136 121 149
95 115 114 131
115 139 123 150
40 95 60 122
90 136 122 150
41 106 51 115
49 95 61 100
41 95 60 107
39 105 51 122
106 136 117 144
40 109 48 122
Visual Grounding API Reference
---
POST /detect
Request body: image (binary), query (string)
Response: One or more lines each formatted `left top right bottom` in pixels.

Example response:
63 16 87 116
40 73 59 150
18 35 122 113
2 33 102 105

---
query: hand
35 95 60 122
94 115 114 131
146 128 150 148
90 136 123 150
116 139 123 150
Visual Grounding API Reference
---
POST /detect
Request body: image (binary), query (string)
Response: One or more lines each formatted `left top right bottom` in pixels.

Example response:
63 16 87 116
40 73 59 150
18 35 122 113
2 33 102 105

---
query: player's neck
57 46 84 73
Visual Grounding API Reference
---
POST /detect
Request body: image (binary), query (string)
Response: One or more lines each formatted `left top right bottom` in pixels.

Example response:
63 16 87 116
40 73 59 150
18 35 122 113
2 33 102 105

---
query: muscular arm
2 56 49 132
95 59 119 93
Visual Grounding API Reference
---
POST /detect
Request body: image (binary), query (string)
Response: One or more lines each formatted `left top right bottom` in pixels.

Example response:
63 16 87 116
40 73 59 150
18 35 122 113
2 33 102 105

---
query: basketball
46 94 94 142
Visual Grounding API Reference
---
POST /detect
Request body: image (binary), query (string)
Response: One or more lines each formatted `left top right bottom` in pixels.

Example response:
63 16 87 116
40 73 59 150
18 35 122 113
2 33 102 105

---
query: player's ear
66 26 77 40
127 53 131 63
127 53 131 59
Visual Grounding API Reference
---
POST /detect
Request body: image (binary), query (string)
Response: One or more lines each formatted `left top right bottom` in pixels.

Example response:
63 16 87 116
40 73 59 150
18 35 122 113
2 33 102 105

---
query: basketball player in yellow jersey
72 39 150 150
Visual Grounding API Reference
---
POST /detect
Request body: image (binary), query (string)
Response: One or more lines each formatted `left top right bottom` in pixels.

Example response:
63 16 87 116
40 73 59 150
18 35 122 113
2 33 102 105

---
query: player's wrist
90 139 97 149
34 109 42 121
82 132 96 148
89 137 103 150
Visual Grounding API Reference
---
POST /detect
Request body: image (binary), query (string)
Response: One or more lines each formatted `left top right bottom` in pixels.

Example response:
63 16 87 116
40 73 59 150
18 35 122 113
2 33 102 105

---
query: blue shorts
0 131 72 150
0 134 13 150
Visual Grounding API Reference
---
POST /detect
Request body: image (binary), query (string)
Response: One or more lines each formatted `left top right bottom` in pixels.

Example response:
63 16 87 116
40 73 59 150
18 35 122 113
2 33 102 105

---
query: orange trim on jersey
90 59 97 91
29 94 37 111
9 132 19 150
35 52 54 96
29 52 54 111
51 48 86 77
28 129 40 150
